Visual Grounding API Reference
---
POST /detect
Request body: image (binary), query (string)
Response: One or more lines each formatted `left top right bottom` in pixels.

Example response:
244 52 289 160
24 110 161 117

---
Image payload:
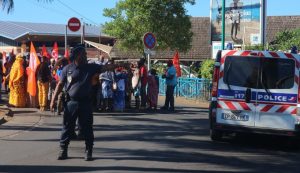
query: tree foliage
199 59 214 79
102 0 195 53
269 28 300 51
244 44 265 51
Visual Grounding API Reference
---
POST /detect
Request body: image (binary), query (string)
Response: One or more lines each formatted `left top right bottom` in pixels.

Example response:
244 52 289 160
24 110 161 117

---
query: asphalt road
0 103 300 173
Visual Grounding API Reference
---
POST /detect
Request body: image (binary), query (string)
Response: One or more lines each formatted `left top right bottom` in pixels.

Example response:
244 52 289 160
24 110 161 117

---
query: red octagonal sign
68 17 81 32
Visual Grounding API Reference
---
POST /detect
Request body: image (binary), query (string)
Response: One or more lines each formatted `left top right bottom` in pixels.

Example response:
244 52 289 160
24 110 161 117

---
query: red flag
27 42 40 97
51 42 59 60
42 44 49 58
172 50 181 77
64 48 69 58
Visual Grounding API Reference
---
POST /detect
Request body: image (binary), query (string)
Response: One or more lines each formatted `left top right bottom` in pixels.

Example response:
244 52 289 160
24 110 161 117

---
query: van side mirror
245 88 251 103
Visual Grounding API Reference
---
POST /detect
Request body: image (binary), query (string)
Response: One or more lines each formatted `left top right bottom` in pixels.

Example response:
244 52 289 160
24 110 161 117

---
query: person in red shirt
138 58 148 109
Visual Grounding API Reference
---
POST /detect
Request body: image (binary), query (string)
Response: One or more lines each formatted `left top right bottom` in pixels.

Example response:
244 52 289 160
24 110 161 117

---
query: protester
131 62 141 109
147 69 159 110
138 58 148 109
95 57 107 111
54 58 69 115
100 61 115 111
113 67 127 112
48 59 57 107
37 56 51 111
50 44 110 161
161 60 177 111
125 64 133 109
8 54 26 107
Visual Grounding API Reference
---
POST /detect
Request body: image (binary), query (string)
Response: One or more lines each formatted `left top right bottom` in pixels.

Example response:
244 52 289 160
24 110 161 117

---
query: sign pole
221 0 226 50
81 22 85 44
147 52 150 71
65 25 68 52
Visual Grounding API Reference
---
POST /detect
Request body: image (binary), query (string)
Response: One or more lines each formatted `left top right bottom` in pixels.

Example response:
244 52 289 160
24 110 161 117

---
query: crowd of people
0 51 176 113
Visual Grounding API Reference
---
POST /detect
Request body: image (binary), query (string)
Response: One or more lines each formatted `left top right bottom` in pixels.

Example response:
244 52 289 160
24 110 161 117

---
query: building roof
266 16 300 43
0 20 108 41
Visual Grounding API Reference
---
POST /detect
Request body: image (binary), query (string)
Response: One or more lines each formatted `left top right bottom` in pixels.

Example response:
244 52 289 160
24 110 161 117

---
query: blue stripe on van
218 89 297 103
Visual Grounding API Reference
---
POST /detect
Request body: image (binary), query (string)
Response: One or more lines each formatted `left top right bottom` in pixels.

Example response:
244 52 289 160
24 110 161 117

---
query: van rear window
223 56 295 89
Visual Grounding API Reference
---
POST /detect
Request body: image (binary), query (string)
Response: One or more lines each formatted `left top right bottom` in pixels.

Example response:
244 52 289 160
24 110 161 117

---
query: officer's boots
85 148 93 161
58 146 68 160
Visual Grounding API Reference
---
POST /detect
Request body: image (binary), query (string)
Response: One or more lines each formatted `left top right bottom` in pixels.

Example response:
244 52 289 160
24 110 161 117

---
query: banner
172 50 181 77
27 42 40 97
52 42 59 60
211 0 263 45
42 44 49 58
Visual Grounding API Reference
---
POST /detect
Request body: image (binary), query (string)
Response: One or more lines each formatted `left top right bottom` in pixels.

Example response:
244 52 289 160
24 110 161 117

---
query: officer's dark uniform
59 62 101 153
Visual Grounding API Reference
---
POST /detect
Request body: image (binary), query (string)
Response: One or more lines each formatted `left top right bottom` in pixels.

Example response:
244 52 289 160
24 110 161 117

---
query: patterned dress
9 56 26 107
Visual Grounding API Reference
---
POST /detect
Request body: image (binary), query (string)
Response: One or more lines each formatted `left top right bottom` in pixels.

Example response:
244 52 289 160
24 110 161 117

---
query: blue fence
159 77 212 101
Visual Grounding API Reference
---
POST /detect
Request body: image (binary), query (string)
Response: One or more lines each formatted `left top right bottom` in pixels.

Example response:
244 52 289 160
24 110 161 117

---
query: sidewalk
158 96 209 109
0 107 43 138
0 104 11 125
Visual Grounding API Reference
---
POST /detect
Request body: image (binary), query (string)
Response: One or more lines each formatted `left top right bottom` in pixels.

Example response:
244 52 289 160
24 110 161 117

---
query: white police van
209 50 300 141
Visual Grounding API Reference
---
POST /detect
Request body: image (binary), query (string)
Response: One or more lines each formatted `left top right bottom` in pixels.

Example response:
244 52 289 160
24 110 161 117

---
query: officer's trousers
60 100 94 149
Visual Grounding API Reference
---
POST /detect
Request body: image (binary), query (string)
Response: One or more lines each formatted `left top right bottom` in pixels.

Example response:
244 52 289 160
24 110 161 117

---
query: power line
27 0 71 19
56 0 99 26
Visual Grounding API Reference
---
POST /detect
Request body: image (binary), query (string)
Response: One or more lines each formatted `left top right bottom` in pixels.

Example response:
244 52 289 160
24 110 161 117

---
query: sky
0 0 299 26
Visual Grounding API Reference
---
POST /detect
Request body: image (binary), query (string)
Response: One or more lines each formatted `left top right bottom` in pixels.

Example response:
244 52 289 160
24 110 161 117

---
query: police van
209 50 300 141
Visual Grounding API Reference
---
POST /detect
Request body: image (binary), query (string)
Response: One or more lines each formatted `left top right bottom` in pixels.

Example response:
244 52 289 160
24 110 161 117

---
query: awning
84 40 113 56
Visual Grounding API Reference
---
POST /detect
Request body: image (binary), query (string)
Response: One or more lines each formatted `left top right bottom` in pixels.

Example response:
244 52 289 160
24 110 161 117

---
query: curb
0 104 12 125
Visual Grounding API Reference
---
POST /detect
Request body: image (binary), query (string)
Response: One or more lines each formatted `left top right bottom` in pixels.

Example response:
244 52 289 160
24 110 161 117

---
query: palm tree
1 0 52 13
1 0 14 13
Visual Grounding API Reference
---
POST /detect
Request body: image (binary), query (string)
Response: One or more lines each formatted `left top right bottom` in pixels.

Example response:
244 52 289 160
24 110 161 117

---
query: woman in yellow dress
9 54 26 107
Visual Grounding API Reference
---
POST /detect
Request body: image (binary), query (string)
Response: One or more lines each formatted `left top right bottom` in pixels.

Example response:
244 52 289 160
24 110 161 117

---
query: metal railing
158 76 212 101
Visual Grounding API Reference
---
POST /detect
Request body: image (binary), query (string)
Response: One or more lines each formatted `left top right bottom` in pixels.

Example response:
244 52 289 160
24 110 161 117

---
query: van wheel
210 129 223 141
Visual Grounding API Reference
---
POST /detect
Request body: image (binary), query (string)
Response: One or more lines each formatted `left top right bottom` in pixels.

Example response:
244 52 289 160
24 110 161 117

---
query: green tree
269 28 300 51
244 44 265 51
199 59 214 79
102 0 195 53
1 0 52 13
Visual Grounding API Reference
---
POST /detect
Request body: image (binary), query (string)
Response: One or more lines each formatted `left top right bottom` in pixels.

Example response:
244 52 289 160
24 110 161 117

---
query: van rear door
216 55 260 127
254 55 298 130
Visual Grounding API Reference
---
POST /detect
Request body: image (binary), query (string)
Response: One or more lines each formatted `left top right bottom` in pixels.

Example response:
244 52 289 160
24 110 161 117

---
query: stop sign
68 17 81 32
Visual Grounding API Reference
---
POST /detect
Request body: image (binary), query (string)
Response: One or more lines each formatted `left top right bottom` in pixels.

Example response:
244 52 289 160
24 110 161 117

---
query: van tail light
211 62 220 98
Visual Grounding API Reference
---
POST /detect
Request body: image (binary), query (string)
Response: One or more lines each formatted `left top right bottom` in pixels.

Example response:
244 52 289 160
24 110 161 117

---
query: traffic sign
68 17 81 32
144 48 156 56
143 32 156 49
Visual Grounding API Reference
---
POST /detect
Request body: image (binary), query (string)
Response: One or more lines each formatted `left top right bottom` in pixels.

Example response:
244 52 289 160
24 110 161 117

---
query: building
1 16 300 61
0 20 115 58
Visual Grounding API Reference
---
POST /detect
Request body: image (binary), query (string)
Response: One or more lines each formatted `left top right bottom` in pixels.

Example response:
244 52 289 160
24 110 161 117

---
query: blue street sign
143 32 156 49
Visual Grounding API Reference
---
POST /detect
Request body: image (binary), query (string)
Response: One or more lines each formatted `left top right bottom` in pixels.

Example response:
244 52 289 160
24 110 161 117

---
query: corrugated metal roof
0 20 105 40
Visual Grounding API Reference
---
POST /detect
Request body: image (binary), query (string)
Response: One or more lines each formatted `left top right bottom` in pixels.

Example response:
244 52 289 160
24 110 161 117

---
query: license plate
221 112 249 121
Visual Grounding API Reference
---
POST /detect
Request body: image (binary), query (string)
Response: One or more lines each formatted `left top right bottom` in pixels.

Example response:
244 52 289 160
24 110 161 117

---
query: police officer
50 45 108 161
